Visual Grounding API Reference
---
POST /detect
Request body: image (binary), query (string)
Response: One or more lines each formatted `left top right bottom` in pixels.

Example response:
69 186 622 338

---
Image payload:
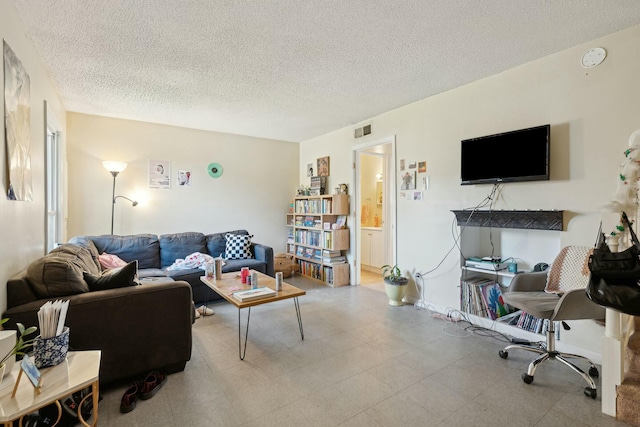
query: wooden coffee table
200 272 305 360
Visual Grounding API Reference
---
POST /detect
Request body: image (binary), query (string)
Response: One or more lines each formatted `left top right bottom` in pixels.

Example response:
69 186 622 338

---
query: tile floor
97 274 630 426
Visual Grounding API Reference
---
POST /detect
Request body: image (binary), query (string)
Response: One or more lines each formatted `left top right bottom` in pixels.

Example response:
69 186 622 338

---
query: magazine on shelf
232 287 276 302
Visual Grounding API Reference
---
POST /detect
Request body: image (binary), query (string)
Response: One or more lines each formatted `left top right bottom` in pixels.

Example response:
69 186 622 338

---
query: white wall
300 25 640 355
0 2 67 312
66 113 299 252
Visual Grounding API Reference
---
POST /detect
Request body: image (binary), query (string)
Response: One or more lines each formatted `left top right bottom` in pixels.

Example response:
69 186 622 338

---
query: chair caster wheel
522 374 534 384
584 387 597 399
589 367 599 378
498 350 508 359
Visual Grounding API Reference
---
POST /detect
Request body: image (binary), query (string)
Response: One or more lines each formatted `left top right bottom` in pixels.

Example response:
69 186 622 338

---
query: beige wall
300 24 640 355
0 2 67 312
66 113 298 252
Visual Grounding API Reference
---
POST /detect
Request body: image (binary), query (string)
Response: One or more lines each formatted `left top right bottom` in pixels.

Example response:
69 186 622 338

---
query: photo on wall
317 156 330 177
149 160 171 189
177 170 191 186
400 171 416 190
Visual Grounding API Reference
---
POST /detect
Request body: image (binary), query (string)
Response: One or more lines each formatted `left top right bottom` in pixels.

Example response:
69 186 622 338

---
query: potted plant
381 264 408 306
0 318 37 380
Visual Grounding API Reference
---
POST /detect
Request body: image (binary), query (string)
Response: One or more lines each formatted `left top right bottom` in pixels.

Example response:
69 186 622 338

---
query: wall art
4 41 32 201
149 160 171 189
317 156 330 177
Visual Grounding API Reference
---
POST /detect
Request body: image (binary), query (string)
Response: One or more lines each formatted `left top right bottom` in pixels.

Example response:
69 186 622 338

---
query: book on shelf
480 282 510 320
460 277 511 320
324 256 346 264
310 176 327 195
334 215 347 229
322 249 341 257
232 287 276 302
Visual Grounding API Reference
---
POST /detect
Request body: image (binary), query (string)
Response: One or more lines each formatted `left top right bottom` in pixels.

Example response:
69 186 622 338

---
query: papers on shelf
37 300 69 338
232 287 276 302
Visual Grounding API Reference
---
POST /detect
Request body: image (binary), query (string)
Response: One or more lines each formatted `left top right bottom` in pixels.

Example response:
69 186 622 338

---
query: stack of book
504 312 561 339
232 287 276 302
310 176 326 195
322 249 346 265
460 276 510 320
299 260 324 280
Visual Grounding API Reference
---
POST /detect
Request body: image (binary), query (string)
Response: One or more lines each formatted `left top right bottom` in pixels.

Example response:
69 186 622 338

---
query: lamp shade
102 161 128 173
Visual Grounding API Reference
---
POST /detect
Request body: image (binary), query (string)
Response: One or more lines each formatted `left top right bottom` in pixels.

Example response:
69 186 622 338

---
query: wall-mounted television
460 124 550 185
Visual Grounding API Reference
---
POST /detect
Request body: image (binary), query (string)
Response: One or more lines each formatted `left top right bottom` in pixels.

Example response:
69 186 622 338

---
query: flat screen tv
460 124 550 185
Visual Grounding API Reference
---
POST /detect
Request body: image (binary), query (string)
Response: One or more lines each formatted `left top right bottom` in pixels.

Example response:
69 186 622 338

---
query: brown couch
2 243 193 385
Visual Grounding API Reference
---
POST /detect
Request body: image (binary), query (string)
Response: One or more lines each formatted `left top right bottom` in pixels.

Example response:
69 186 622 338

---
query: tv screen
460 124 550 185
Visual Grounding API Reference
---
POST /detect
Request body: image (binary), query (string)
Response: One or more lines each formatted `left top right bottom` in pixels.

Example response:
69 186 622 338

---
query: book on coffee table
232 287 276 302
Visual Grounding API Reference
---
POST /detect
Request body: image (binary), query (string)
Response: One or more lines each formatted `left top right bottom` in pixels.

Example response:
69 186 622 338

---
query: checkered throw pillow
224 234 253 260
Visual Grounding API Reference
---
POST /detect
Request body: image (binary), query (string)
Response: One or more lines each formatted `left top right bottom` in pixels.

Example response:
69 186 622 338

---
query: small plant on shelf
0 318 37 366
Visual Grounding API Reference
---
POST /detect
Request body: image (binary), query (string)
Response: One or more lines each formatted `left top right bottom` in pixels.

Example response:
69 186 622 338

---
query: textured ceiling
9 1 640 142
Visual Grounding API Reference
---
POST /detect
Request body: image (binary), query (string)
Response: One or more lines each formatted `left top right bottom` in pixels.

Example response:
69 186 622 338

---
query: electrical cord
414 183 504 310
413 183 537 344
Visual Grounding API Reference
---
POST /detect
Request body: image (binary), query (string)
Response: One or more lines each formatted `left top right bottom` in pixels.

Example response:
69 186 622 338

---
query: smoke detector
581 47 606 68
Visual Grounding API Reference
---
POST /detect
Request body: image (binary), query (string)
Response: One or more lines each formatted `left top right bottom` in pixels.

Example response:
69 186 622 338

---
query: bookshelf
286 194 350 287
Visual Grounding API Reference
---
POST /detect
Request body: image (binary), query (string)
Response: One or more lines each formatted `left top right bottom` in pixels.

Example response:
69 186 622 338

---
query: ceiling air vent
354 124 372 139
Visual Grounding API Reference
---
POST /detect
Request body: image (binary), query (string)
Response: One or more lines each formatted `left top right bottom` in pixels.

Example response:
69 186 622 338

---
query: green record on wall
207 163 223 178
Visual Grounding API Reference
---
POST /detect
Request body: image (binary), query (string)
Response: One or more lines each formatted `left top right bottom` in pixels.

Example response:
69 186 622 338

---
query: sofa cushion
159 232 207 268
73 235 161 269
222 258 266 274
224 233 253 260
84 261 139 292
26 245 95 298
137 268 167 278
164 268 205 284
206 230 249 257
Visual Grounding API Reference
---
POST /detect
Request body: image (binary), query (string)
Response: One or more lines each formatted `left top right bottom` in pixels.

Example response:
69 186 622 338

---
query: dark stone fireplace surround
451 210 564 231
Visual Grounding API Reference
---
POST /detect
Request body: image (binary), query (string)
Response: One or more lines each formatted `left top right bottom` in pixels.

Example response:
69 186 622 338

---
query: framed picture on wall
317 156 330 177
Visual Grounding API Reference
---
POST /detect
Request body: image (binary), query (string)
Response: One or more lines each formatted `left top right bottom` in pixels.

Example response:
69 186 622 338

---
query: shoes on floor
120 382 140 413
195 309 201 319
140 370 167 400
22 413 55 426
196 305 214 316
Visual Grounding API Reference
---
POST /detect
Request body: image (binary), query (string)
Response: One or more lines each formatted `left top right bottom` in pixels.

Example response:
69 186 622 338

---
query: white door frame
352 135 397 285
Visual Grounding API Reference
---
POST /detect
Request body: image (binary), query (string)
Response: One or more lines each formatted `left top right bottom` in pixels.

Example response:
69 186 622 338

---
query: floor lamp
103 161 138 235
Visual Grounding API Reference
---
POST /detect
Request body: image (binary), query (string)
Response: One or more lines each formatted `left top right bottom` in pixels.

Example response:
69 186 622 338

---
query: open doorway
352 136 396 289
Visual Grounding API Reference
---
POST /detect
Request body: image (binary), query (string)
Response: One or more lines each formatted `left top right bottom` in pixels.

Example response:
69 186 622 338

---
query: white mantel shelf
452 210 564 231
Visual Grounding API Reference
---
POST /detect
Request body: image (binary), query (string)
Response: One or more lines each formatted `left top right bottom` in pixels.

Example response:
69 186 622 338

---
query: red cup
241 267 249 284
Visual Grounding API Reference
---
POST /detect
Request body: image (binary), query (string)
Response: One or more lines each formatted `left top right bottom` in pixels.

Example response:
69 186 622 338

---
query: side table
0 351 101 426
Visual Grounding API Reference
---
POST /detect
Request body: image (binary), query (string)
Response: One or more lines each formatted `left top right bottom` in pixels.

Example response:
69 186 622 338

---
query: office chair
498 246 606 398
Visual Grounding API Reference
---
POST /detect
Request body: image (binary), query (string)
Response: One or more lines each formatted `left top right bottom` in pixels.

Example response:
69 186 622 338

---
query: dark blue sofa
69 230 274 303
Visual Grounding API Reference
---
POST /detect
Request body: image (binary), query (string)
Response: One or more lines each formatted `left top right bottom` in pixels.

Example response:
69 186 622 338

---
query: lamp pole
110 171 119 235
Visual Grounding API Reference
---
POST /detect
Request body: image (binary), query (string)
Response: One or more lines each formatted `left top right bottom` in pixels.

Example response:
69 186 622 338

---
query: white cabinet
361 227 383 269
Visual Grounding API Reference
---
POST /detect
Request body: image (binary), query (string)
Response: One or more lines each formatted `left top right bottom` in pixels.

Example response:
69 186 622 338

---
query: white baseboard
403 296 602 365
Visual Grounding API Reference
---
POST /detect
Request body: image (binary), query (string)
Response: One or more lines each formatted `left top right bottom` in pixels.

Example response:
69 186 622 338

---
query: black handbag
586 212 640 315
